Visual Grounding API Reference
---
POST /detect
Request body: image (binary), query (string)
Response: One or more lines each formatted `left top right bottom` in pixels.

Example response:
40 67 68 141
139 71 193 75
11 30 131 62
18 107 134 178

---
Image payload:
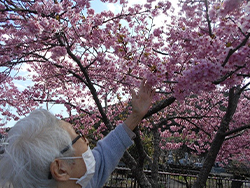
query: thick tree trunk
151 126 161 188
192 130 225 188
123 97 176 188
192 87 241 188
123 151 152 188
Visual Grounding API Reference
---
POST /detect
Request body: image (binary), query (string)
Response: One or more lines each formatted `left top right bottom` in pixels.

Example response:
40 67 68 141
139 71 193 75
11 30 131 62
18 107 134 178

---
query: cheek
79 159 87 176
72 159 87 178
72 142 88 177
75 142 88 156
73 149 88 176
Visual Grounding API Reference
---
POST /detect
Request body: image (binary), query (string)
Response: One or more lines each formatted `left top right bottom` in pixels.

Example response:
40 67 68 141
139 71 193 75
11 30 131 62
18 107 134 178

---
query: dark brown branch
222 33 250 67
192 86 241 188
224 124 250 138
133 127 150 169
204 0 213 37
213 65 246 84
51 62 88 86
152 48 169 56
56 33 112 130
102 10 149 25
143 96 176 119
123 151 152 188
33 99 99 118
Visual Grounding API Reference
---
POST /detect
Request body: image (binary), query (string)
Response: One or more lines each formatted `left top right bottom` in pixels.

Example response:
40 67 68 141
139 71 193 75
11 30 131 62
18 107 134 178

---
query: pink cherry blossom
1 0 250 187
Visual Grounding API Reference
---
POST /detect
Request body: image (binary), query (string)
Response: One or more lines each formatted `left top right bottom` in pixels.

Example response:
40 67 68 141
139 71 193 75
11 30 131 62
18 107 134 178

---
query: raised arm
124 79 155 131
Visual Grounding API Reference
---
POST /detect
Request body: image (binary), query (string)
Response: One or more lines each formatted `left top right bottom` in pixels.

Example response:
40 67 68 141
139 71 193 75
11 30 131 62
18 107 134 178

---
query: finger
140 78 146 91
150 88 156 97
142 80 153 95
145 82 152 93
130 89 137 99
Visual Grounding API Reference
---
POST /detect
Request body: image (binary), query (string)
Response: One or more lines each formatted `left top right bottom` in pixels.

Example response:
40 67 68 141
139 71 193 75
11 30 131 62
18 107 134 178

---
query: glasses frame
60 130 85 154
48 130 86 179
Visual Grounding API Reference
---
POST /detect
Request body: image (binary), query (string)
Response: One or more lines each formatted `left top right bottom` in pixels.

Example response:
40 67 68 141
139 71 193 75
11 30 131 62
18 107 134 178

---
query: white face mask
60 146 96 188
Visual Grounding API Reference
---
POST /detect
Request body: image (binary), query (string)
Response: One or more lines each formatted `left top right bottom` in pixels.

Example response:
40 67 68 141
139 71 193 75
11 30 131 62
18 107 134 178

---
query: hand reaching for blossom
131 78 155 118
124 79 155 131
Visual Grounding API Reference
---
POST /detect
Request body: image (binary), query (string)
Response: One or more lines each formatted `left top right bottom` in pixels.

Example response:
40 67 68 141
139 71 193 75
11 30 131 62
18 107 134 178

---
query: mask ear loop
71 147 96 187
58 156 82 160
69 178 80 181
48 131 84 179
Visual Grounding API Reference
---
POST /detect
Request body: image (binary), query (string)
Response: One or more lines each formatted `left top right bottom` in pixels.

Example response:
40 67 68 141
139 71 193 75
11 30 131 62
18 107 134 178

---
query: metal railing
104 167 250 188
1 167 249 188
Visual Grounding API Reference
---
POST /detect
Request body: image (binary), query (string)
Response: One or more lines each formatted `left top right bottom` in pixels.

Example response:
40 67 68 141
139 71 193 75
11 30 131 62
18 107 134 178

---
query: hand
130 78 155 119
124 79 155 130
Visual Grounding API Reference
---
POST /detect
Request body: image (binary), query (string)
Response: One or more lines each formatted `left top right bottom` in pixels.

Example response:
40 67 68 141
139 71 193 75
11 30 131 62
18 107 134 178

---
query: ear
50 159 71 181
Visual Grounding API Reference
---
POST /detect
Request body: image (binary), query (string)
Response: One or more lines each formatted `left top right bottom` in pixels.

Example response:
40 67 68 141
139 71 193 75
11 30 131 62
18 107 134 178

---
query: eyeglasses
48 130 87 179
60 130 87 154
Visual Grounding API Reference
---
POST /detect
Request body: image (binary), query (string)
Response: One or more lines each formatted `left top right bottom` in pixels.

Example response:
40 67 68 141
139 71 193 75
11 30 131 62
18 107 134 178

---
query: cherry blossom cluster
0 0 250 169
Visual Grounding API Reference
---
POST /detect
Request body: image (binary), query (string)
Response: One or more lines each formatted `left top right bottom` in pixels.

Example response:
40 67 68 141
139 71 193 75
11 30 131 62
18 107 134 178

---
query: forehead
59 120 75 138
59 120 89 156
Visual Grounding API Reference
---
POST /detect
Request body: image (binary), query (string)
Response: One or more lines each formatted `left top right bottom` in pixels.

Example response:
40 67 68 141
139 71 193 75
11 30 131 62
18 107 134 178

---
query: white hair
0 109 74 188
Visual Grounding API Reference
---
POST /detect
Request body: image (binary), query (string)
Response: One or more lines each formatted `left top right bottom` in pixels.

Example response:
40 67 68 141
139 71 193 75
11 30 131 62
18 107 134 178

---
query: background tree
1 0 250 187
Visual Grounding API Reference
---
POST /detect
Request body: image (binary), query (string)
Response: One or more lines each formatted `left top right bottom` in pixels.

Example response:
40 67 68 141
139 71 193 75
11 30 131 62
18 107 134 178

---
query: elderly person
0 79 154 188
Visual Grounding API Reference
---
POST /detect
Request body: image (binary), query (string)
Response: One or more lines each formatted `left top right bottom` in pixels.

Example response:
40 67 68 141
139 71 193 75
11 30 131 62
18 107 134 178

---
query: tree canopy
1 0 250 187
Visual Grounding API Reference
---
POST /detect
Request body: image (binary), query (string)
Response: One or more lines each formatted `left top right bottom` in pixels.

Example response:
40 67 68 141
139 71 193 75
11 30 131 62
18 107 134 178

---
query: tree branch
55 33 112 130
143 96 176 119
222 33 250 67
152 48 169 56
224 124 250 138
204 0 213 37
213 65 246 84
